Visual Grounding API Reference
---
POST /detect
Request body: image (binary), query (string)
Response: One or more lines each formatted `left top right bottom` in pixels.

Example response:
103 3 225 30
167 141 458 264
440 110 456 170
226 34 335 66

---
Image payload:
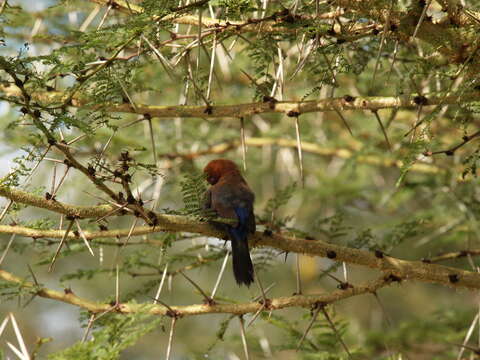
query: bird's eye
208 176 217 184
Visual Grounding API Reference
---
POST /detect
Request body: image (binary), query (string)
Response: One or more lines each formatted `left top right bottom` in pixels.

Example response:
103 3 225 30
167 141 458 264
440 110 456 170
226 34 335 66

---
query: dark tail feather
228 228 254 286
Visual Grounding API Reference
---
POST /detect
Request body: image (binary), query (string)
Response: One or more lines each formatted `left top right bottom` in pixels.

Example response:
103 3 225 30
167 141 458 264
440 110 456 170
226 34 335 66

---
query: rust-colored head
204 159 240 185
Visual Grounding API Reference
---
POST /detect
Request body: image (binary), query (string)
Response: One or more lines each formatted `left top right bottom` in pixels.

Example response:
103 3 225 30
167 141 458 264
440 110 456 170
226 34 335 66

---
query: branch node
337 282 352 290
448 274 460 283
326 250 337 259
413 95 428 105
384 274 402 283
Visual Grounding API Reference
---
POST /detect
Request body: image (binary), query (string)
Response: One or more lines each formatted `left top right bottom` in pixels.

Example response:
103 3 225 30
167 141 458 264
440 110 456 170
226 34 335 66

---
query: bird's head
204 159 240 185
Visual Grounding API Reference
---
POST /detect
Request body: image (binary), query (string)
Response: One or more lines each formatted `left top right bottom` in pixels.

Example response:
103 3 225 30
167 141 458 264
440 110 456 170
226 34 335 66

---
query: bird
204 159 255 286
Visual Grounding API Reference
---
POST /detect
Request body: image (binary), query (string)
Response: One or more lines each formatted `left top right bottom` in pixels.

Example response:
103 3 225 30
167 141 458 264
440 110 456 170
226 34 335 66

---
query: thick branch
104 93 480 118
0 218 479 290
89 0 342 32
3 86 479 119
0 186 115 219
0 188 478 289
0 268 389 316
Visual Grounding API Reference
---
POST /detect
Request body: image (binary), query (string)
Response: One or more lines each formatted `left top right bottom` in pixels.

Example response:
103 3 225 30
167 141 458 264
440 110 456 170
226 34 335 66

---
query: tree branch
428 249 480 263
0 268 390 317
2 85 479 119
0 186 116 219
0 188 479 290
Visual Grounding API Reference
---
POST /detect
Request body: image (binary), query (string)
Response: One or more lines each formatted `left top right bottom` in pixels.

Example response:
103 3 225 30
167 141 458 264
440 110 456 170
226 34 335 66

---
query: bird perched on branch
204 159 255 286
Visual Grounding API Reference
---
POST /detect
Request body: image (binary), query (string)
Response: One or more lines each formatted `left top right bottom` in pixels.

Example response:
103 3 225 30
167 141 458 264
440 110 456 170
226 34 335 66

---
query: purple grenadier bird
204 159 255 286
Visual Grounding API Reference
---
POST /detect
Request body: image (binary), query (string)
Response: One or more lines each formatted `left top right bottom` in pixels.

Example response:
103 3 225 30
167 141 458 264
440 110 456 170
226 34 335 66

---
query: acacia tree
0 0 480 358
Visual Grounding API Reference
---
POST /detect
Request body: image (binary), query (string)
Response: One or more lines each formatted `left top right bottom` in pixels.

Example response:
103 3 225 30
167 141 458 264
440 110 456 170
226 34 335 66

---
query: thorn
147 118 158 166
372 292 392 327
52 166 70 196
115 264 120 305
75 219 95 256
9 313 30 359
334 109 353 137
297 304 321 350
211 251 229 299
153 263 169 304
165 317 177 360
252 282 276 302
81 314 96 342
372 110 392 151
0 234 16 265
255 271 269 308
27 264 39 287
294 116 305 187
179 270 214 305
295 253 302 295
206 32 217 100
122 218 139 246
246 304 265 328
49 219 75 272
412 0 433 40
321 306 352 359
240 117 247 172
342 262 348 283
239 316 250 360
0 200 13 223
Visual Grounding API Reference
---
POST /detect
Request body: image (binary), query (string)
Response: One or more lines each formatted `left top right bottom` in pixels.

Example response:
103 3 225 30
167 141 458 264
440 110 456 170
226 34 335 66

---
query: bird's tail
227 227 254 286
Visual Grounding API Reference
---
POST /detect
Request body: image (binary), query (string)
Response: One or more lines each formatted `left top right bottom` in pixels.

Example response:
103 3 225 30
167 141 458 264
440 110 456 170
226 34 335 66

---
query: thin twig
425 130 480 156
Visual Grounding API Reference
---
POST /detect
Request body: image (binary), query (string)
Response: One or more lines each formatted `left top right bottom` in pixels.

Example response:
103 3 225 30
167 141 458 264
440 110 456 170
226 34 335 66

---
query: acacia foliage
0 0 480 359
